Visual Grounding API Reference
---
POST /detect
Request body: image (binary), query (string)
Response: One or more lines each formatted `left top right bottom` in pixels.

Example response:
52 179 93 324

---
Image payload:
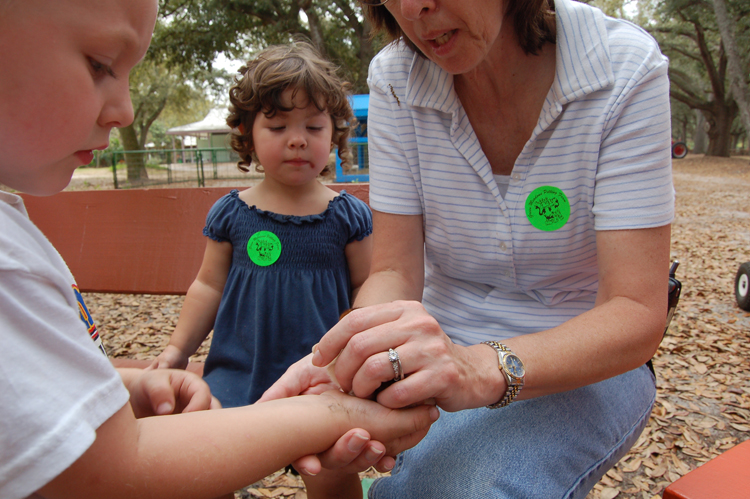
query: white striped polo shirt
366 0 675 345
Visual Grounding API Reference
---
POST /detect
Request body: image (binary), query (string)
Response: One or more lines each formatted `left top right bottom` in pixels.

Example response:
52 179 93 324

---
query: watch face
503 354 525 378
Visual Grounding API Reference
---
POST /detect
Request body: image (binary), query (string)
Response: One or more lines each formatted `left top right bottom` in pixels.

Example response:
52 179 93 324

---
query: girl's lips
286 159 311 167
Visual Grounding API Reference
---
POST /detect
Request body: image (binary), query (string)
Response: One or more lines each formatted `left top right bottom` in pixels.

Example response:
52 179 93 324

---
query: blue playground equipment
335 94 370 183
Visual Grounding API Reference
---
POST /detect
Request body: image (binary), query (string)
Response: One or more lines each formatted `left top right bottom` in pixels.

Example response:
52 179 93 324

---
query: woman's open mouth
430 30 456 47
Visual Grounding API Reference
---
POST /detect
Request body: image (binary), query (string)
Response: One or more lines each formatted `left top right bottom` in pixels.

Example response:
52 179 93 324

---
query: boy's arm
37 391 438 499
150 239 232 370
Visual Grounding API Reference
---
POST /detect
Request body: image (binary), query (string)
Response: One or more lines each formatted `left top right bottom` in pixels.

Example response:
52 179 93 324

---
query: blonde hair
227 40 355 174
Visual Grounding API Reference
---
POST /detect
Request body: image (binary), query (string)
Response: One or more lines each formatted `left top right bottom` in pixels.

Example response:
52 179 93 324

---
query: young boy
0 1 438 498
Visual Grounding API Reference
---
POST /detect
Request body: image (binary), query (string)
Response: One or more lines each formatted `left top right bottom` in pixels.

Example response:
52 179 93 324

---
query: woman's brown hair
364 0 555 56
226 39 355 173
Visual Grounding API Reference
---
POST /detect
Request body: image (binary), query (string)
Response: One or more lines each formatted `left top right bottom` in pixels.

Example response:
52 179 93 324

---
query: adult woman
265 0 674 496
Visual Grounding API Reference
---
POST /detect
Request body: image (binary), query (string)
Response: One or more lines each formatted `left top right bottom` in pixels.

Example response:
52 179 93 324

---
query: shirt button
504 270 510 277
500 242 507 251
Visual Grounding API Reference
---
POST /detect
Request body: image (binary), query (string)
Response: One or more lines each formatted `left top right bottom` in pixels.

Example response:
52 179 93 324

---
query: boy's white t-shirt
0 191 129 499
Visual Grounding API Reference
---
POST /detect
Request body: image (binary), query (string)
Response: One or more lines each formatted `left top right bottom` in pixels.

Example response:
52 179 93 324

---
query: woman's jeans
370 364 655 499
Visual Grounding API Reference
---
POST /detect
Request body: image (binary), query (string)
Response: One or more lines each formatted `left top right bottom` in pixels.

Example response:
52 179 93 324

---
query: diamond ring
388 348 404 381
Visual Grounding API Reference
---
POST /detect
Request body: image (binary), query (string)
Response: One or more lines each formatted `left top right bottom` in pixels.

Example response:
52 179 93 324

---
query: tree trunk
693 110 707 154
712 0 750 139
119 124 149 183
704 102 737 157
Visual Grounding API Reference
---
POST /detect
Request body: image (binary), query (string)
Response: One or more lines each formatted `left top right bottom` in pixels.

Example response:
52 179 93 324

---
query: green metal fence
109 147 253 189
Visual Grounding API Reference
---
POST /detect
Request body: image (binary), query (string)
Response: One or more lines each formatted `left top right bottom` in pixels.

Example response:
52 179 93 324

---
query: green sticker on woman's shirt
247 231 282 266
525 186 570 231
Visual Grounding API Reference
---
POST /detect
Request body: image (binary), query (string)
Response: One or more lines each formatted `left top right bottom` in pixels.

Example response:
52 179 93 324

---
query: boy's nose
98 79 135 129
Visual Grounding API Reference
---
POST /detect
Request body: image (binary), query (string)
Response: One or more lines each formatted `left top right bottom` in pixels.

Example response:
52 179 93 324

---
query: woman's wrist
469 343 510 408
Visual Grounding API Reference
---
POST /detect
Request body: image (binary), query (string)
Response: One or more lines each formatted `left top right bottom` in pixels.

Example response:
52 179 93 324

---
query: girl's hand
120 368 221 418
147 344 190 371
313 301 503 412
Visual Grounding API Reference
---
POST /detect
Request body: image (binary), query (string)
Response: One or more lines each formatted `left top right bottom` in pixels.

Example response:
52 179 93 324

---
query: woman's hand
291 429 396 476
119 368 221 418
259 355 406 474
258 353 342 401
312 301 504 412
318 390 439 458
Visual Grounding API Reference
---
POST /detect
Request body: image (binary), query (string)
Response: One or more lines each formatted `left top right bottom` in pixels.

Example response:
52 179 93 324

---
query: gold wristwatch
482 341 525 409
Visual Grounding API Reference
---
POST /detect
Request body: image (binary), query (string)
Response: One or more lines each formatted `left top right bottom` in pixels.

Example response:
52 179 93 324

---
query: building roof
166 108 231 136
166 95 369 136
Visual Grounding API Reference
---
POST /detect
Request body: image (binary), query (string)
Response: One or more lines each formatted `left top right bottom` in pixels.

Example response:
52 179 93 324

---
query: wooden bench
20 184 370 374
662 439 750 499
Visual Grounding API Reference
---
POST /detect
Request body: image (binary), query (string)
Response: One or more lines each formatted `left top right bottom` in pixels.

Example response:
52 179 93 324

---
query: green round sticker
525 186 570 231
247 231 282 266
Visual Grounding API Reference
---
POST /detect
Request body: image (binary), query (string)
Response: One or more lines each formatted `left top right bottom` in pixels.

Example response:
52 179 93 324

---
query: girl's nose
288 133 307 149
98 78 135 129
399 0 435 21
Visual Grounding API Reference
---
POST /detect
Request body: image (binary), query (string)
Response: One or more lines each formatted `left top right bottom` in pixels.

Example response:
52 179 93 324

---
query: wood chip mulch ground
81 154 750 499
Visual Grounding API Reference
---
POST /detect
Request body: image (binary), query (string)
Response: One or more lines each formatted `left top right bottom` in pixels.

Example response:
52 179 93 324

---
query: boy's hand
147 345 189 371
120 368 221 418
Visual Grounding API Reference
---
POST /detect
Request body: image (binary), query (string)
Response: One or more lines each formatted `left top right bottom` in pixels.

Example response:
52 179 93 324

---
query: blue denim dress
201 190 372 406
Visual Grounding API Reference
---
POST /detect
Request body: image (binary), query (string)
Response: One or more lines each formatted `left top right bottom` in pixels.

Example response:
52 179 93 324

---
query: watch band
482 340 526 409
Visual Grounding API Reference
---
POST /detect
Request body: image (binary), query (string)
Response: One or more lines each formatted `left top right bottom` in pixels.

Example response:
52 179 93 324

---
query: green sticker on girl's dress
247 231 282 266
525 186 570 231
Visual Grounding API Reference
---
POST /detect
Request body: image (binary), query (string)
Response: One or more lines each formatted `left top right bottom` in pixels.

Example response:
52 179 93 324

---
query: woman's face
385 0 505 74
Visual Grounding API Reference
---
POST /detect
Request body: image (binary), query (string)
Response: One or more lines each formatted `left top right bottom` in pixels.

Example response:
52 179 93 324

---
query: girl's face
385 0 505 75
252 88 334 188
0 0 158 195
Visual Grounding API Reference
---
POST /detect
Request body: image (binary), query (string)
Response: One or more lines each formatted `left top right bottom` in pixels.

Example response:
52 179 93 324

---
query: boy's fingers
209 396 222 410
141 374 176 416
291 455 322 477
175 371 214 413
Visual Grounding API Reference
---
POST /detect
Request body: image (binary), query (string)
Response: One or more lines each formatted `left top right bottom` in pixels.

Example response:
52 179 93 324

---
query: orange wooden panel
20 184 369 295
663 439 750 499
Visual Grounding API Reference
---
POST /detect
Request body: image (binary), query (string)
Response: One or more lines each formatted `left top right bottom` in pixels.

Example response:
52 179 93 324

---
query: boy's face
0 0 158 195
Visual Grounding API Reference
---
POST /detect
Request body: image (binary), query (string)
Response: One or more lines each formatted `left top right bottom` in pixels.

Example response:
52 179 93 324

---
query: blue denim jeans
370 364 655 499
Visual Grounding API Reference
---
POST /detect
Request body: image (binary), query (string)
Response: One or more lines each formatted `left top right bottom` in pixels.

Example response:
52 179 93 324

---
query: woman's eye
269 126 285 131
88 57 116 79
308 126 324 131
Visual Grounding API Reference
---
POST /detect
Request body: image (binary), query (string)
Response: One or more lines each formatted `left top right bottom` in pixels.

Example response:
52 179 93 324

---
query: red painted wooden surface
662 439 750 499
111 358 205 376
20 184 369 295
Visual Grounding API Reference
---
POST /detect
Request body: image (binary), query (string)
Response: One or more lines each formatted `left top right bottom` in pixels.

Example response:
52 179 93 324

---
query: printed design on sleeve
72 284 107 356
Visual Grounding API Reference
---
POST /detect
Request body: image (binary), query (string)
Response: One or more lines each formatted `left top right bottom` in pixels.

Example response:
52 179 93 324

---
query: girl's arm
150 239 233 370
37 391 439 499
344 234 373 302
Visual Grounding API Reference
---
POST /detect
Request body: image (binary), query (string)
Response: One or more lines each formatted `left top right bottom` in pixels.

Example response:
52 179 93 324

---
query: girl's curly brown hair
226 40 355 174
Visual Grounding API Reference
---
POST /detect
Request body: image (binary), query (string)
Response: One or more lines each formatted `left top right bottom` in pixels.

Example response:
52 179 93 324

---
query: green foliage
641 0 750 155
151 0 380 93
